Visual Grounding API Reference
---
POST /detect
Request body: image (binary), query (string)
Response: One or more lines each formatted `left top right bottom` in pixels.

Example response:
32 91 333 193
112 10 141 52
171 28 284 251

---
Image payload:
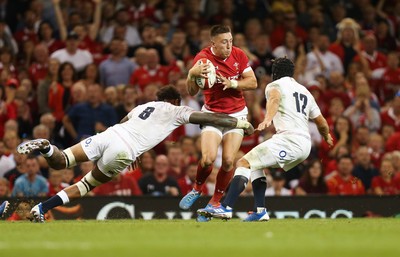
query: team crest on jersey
233 62 239 71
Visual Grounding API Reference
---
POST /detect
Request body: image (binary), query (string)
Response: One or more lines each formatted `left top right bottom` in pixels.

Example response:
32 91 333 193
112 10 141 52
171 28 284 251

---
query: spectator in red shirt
371 51 400 103
375 19 397 54
385 131 400 152
126 0 155 27
37 21 64 54
129 48 170 92
270 11 307 50
319 115 352 168
381 91 400 131
354 33 387 78
371 159 400 195
178 161 208 196
28 44 49 88
48 62 77 124
368 133 385 169
125 149 156 181
92 173 142 196
167 144 184 179
37 58 59 116
328 18 360 74
0 83 17 139
47 168 68 197
13 9 38 49
327 155 365 195
324 71 351 108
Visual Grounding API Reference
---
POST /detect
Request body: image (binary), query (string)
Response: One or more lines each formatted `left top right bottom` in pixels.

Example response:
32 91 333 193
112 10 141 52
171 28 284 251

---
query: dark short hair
157 85 181 101
337 155 353 163
210 25 231 37
26 154 39 161
271 57 295 80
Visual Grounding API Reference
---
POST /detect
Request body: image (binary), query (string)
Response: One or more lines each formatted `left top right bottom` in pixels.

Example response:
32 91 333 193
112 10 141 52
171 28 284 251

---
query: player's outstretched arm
313 115 333 147
257 87 281 131
189 112 255 135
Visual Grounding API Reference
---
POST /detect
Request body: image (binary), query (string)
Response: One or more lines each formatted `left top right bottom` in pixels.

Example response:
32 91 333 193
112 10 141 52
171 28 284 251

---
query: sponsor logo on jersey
279 150 287 160
85 138 92 147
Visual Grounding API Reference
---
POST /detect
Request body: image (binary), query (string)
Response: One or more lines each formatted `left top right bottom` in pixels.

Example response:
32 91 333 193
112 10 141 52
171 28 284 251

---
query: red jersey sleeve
237 48 251 74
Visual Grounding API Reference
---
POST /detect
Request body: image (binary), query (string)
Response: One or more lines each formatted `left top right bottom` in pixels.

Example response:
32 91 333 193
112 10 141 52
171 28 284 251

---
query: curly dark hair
271 57 295 80
156 85 181 101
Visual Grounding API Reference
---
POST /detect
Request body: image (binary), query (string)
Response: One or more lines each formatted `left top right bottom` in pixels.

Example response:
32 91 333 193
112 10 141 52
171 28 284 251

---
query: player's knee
236 158 250 168
76 171 102 196
201 154 215 167
221 157 236 171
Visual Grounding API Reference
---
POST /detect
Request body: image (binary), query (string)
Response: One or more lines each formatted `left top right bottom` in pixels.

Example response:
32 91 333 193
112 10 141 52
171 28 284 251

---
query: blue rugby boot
179 189 201 210
243 208 270 222
30 203 45 223
0 201 10 218
198 203 232 220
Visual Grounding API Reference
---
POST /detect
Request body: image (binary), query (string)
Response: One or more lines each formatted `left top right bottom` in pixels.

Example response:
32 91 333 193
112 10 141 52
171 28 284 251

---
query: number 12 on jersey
293 92 308 115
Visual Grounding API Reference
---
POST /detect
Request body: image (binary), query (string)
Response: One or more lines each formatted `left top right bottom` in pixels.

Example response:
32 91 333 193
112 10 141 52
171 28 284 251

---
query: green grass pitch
1 218 399 257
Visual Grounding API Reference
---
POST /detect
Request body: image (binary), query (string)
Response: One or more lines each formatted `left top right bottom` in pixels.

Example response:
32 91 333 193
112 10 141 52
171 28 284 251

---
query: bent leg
193 130 221 191
209 132 243 204
17 138 89 170
41 165 112 214
45 143 89 170
221 158 251 208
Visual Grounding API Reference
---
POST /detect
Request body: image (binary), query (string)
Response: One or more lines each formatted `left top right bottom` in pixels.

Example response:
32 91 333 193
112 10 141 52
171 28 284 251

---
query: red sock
193 163 213 192
209 167 234 205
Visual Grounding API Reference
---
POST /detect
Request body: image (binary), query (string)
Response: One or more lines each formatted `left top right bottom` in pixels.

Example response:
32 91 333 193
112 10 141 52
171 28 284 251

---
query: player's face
211 32 233 59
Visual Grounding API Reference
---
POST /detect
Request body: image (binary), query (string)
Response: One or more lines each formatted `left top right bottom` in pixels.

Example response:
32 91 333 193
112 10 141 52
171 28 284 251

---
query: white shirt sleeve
174 106 195 125
308 93 322 119
371 68 385 80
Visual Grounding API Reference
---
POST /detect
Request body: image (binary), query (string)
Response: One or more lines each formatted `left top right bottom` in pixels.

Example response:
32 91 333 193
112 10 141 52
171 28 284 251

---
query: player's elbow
248 77 258 89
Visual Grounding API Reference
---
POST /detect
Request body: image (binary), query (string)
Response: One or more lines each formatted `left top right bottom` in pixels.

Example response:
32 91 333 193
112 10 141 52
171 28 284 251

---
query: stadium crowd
0 0 400 203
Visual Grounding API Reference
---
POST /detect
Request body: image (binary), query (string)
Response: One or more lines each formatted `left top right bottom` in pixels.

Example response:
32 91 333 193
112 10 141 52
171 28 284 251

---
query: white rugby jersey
111 101 195 158
265 77 321 137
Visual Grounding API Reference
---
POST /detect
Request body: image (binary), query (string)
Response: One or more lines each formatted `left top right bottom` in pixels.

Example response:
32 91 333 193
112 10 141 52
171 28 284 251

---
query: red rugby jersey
193 46 251 114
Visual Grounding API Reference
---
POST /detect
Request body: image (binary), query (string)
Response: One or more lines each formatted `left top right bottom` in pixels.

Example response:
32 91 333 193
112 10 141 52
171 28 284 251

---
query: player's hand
326 133 334 148
217 73 236 90
190 60 210 78
243 123 255 136
256 120 272 131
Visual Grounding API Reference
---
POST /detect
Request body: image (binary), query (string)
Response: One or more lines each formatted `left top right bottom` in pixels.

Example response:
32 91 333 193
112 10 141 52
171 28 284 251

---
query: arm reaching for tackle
189 112 255 136
257 87 281 131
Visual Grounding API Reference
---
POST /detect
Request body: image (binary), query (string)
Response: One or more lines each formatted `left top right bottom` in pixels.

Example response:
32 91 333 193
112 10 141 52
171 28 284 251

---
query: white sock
41 145 54 157
57 190 70 204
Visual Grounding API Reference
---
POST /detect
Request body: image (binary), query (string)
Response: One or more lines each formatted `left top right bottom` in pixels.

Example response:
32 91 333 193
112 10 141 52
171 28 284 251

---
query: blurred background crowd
0 0 400 204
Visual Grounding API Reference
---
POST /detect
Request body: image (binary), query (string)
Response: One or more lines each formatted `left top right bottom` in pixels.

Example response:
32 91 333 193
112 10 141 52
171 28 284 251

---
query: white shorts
201 106 248 138
80 129 134 177
243 133 311 171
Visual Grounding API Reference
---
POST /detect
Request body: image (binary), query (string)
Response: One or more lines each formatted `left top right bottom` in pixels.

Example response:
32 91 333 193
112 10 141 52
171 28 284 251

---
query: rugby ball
195 58 216 89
